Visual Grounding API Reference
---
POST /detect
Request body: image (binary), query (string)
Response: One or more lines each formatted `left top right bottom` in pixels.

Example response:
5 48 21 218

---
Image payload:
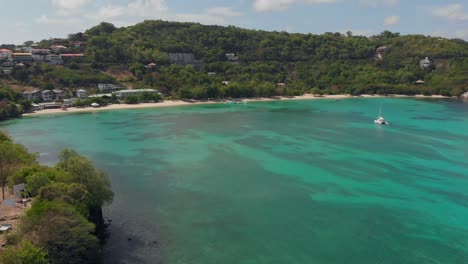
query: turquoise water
2 98 468 264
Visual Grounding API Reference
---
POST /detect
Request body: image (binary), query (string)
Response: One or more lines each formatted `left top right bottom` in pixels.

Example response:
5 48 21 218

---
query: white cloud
360 0 399 8
253 0 336 13
432 4 468 21
384 0 399 6
36 14 82 25
51 0 91 15
454 29 468 39
206 7 244 17
384 15 400 26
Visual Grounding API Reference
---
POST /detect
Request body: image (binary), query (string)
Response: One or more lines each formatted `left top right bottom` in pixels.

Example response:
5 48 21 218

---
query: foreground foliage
0 131 113 264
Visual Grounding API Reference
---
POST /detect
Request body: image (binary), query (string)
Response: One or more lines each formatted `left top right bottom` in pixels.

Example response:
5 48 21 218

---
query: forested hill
2 20 468 99
75 20 468 96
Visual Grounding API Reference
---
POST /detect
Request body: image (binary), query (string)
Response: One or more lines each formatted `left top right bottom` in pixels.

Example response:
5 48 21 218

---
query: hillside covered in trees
1 20 467 101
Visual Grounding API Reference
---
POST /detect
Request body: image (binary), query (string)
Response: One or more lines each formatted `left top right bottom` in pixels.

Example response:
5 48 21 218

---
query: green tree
56 149 113 209
24 201 100 264
311 87 323 96
0 241 49 264
124 95 140 104
0 134 36 200
25 172 52 196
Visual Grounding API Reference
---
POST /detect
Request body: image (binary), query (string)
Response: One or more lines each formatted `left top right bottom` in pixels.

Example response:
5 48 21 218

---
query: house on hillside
168 53 195 65
60 54 85 63
0 49 12 59
46 54 63 65
415 80 425 85
420 57 433 70
77 89 87 99
31 49 51 61
11 53 33 62
226 53 239 62
98 83 122 92
51 45 67 54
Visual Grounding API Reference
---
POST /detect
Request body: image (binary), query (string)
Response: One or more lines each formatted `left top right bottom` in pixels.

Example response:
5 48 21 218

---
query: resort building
51 45 67 53
113 89 160 99
11 53 33 62
0 49 12 59
77 89 87 99
53 89 65 100
31 49 51 55
22 90 42 101
46 54 63 65
60 54 85 62
98 83 122 92
41 90 55 102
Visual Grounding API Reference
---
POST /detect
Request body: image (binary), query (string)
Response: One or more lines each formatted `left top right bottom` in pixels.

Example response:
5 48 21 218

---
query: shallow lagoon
3 98 468 264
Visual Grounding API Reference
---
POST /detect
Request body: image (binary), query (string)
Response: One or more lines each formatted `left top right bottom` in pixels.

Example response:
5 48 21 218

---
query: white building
420 57 432 70
51 45 67 53
226 53 238 62
98 83 122 92
0 49 12 59
77 89 87 99
41 90 55 102
113 89 160 99
22 90 42 101
47 54 63 65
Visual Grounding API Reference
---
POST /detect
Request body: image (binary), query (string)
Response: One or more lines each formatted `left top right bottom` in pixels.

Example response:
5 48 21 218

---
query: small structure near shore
461 91 468 99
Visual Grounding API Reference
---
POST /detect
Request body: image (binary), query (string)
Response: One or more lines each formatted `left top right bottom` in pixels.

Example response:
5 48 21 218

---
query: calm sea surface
2 98 468 264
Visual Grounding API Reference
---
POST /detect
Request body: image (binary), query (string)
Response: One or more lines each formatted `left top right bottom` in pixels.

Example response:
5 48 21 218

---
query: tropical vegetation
0 131 113 264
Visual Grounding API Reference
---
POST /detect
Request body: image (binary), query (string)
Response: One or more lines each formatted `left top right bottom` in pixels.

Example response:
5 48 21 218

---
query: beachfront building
22 90 42 101
53 89 64 100
77 89 87 99
113 89 160 99
41 90 55 102
11 53 33 62
98 83 122 92
0 49 12 59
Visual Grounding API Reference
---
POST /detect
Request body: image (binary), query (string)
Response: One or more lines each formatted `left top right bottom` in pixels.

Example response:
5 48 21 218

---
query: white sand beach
23 94 451 117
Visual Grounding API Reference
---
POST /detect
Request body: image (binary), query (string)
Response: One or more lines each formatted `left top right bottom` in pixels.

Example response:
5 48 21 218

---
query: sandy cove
23 94 451 117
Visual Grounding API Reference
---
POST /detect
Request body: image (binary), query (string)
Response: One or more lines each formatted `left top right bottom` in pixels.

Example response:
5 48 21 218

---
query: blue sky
0 0 467 44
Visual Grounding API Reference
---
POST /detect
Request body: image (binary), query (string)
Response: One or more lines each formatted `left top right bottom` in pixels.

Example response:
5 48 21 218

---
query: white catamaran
374 105 390 125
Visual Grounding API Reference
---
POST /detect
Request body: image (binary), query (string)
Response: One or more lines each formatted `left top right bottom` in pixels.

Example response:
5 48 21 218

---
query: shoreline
23 94 453 117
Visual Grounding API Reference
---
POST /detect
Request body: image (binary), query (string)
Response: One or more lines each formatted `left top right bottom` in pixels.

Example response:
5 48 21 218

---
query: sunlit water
3 98 468 264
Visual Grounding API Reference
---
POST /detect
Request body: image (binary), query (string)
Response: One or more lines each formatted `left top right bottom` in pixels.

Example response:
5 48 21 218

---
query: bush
124 95 139 104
